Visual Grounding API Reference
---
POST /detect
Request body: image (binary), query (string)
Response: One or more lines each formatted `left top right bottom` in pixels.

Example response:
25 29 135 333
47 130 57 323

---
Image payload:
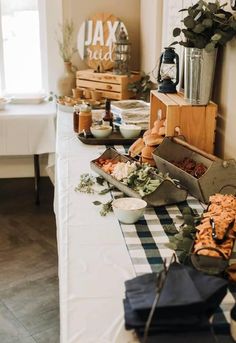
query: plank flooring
0 178 59 343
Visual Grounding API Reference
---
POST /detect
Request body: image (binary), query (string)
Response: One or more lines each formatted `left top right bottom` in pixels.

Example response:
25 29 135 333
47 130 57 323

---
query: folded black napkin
123 261 228 340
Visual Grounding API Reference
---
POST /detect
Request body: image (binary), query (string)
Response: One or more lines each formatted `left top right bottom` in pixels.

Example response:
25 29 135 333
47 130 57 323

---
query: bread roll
128 138 145 158
141 146 155 160
143 129 152 137
141 156 156 167
158 126 165 136
144 133 163 146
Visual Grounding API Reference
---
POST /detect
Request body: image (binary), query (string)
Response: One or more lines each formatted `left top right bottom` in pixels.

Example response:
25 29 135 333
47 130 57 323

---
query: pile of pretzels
128 118 166 166
193 194 236 259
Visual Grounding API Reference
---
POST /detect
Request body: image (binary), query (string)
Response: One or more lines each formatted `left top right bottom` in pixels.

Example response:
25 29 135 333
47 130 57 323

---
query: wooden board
77 13 126 71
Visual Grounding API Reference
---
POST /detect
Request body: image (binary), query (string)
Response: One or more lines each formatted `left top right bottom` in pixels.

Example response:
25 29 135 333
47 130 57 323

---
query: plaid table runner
97 145 236 333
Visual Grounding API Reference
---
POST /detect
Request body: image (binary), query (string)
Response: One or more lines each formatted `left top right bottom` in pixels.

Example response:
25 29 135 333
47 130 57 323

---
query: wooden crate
150 90 217 154
76 69 140 100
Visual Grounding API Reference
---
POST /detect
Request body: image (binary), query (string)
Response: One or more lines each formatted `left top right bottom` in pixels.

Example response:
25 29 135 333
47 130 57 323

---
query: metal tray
90 147 188 207
78 131 140 145
153 137 236 203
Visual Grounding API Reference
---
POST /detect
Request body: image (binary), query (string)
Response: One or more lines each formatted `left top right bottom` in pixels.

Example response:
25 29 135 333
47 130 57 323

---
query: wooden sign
77 13 128 71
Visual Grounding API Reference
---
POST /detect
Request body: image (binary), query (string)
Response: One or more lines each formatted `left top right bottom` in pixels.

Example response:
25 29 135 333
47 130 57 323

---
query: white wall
140 0 163 81
140 0 236 160
213 3 236 159
64 0 140 71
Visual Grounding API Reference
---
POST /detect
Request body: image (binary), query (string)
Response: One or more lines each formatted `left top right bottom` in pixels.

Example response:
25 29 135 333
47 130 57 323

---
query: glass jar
73 104 80 133
79 103 92 133
103 99 113 127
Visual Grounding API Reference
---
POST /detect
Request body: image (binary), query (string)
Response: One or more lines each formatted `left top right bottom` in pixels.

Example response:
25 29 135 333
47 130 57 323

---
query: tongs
210 217 235 244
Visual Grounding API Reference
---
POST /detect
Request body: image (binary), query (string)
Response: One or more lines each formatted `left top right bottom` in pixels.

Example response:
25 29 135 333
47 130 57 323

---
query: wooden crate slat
76 79 122 92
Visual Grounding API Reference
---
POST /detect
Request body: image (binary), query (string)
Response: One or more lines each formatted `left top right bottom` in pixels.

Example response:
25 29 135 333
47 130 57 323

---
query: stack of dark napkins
124 262 228 342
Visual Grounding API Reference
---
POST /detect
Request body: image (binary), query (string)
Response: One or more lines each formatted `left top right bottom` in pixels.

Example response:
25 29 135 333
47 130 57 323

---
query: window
0 0 47 95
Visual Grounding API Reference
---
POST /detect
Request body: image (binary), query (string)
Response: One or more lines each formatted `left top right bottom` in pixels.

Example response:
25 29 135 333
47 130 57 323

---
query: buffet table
0 102 56 202
55 110 235 343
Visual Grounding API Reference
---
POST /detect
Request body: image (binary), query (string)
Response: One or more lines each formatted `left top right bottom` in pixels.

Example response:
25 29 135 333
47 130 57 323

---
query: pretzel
193 194 236 259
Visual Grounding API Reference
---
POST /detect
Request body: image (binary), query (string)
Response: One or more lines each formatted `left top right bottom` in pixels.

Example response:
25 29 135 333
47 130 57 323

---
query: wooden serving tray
78 131 141 145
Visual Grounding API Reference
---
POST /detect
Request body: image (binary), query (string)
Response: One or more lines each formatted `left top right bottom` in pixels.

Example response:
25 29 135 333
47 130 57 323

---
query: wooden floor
0 178 59 343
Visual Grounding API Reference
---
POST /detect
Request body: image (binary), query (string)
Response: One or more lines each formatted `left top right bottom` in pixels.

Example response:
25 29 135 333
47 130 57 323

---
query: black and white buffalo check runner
97 145 236 333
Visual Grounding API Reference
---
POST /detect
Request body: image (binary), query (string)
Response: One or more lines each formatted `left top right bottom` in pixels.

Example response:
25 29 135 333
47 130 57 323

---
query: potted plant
172 0 236 105
56 20 77 96
128 73 156 102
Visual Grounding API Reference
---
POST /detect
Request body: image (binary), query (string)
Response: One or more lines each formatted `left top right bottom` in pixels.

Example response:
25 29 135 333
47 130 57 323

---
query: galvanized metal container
153 137 236 204
184 47 217 105
90 147 187 207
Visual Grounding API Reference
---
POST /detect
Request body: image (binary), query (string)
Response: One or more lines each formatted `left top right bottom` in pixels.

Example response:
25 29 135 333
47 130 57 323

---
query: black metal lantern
157 47 179 93
113 26 131 75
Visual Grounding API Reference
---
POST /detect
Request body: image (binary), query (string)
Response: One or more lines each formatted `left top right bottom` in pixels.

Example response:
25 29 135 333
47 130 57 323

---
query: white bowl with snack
112 197 147 224
119 124 142 139
90 125 112 138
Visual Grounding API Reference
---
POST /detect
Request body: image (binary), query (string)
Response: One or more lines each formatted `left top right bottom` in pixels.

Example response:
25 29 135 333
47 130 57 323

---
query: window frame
0 0 48 96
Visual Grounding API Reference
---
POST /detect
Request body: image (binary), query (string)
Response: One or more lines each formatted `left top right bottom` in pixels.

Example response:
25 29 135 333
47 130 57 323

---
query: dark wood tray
78 131 141 145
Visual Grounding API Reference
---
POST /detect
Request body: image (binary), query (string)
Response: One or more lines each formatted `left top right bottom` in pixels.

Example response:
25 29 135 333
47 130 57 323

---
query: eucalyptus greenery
128 73 156 102
172 0 236 52
56 20 77 62
165 208 201 263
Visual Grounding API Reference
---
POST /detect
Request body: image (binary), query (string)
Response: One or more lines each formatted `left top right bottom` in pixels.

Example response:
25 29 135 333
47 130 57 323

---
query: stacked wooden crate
76 69 140 100
150 90 217 154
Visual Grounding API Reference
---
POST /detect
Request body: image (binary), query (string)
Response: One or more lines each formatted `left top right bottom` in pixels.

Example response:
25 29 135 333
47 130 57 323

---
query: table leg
34 154 40 205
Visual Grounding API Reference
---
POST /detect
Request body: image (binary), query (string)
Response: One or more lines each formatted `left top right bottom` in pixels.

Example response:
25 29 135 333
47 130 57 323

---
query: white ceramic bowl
0 98 9 110
119 124 142 139
112 197 147 224
90 125 112 138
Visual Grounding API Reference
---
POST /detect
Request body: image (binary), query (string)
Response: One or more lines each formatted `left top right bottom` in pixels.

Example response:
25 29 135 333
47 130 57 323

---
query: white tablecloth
0 102 56 156
55 110 137 343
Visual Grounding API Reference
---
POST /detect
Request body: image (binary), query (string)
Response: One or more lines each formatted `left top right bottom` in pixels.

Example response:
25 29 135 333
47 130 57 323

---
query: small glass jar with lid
78 103 92 133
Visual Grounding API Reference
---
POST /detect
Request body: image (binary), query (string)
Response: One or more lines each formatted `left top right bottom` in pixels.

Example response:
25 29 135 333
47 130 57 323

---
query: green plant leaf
93 201 102 206
202 18 213 27
163 224 178 235
220 2 228 8
184 16 196 29
165 242 177 250
193 36 207 48
208 2 218 13
211 33 222 41
169 41 179 46
173 27 181 37
193 23 205 33
230 21 236 30
178 251 188 263
214 13 226 19
182 29 195 39
96 176 105 186
176 237 193 251
205 42 216 52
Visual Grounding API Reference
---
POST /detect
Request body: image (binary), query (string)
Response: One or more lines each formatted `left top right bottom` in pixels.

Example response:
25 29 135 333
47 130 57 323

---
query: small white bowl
112 197 147 224
119 124 142 139
0 98 9 110
90 125 112 138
